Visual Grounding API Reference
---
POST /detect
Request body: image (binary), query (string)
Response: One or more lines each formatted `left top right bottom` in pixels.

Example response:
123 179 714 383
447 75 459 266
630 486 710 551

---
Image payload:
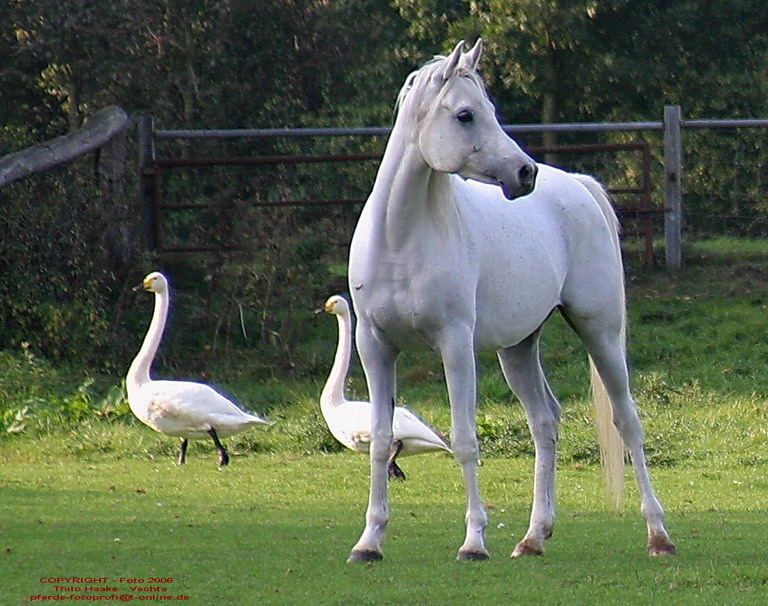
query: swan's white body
127 271 269 464
128 379 265 439
321 295 450 474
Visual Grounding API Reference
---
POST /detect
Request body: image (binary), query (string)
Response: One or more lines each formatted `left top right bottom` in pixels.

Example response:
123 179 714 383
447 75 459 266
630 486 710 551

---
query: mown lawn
2 238 768 603
1 450 767 605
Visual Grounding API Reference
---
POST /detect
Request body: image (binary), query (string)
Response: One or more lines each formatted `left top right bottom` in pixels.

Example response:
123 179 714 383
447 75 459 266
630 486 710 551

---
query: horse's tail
575 174 626 510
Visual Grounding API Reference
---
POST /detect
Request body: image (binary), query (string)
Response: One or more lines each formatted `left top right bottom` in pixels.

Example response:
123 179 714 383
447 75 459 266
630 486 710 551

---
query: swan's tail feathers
398 406 452 453
248 413 274 426
429 425 452 453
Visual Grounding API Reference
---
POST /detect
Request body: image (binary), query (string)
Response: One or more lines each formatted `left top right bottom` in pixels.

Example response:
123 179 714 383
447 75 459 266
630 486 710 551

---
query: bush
0 346 129 436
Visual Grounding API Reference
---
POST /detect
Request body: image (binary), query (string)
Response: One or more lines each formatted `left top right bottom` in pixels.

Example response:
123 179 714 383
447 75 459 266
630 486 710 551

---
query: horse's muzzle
501 162 538 200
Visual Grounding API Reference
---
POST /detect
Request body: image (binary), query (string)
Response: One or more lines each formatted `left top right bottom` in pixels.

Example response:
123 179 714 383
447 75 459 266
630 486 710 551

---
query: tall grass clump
0 345 127 434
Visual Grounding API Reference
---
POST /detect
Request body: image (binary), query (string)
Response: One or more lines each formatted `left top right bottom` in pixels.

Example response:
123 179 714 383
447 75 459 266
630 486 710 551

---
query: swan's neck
127 290 168 392
320 311 353 413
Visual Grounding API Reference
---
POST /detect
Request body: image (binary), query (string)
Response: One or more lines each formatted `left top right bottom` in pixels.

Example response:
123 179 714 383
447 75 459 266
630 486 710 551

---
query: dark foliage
1 0 767 377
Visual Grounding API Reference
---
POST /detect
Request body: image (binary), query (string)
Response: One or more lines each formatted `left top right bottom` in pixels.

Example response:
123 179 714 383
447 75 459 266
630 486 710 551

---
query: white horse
346 39 675 562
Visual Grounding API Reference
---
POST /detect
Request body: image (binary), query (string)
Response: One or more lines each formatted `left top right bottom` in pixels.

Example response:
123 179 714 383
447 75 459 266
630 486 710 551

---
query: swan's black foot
208 428 229 466
178 438 188 465
388 461 406 481
387 440 406 480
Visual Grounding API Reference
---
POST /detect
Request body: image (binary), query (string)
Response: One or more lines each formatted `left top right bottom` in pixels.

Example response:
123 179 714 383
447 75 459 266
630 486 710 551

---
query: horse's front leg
439 327 489 561
347 326 397 563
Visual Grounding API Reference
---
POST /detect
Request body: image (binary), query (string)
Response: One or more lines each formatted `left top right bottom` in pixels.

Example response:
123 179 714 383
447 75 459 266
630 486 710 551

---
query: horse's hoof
648 540 677 556
511 539 544 558
649 545 676 556
648 532 676 556
347 549 383 563
457 549 490 562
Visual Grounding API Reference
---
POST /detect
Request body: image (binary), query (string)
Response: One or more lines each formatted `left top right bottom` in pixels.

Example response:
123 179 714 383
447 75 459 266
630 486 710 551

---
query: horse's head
399 40 537 200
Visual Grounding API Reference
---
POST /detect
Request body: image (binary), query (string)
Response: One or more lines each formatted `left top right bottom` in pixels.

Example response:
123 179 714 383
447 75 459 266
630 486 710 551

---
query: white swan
321 294 451 479
127 271 270 466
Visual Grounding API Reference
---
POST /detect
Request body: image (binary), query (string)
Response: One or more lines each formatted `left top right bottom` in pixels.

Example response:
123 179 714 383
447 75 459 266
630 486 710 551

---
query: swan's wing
139 380 266 436
325 400 373 451
323 400 449 454
393 406 451 452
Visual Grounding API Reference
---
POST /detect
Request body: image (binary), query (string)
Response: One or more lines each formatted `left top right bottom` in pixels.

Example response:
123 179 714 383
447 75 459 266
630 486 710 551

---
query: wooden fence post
136 115 158 251
96 126 132 268
664 105 683 270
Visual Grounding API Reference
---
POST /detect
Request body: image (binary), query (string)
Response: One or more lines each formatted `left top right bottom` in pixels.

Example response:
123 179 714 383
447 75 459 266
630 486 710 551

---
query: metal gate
137 119 658 267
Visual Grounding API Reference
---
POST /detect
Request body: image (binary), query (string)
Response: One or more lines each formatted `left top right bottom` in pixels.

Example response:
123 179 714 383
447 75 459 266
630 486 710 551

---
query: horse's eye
456 109 474 123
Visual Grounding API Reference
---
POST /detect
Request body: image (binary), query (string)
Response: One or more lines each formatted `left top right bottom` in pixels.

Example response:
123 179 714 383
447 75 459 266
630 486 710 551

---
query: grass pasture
1 452 767 604
2 238 768 603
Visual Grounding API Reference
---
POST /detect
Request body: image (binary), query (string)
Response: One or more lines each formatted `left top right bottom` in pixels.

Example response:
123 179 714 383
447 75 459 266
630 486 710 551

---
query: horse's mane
394 54 489 118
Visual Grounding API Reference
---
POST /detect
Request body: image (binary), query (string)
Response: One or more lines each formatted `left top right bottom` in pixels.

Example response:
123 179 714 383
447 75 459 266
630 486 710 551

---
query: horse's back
513 165 626 324
455 164 624 348
459 165 621 274
459 164 611 236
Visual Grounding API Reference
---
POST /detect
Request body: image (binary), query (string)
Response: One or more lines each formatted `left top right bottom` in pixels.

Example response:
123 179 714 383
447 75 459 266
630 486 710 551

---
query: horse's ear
461 38 483 71
442 40 465 81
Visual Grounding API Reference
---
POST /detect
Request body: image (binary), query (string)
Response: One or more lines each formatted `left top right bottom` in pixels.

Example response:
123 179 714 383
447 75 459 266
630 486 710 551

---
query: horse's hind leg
569 313 676 556
497 330 561 557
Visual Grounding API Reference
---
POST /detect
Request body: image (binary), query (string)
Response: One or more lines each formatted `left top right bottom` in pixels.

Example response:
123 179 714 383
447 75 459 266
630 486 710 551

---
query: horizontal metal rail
153 122 666 140
154 153 380 167
161 198 364 211
152 117 768 142
153 142 649 169
154 127 392 139
683 118 768 129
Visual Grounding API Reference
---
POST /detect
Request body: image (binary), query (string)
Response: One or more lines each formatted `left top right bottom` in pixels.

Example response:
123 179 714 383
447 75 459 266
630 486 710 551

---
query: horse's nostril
517 163 538 192
518 163 534 184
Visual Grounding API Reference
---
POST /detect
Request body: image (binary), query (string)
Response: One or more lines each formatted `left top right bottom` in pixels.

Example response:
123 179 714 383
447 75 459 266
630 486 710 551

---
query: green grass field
2 453 767 604
2 238 768 604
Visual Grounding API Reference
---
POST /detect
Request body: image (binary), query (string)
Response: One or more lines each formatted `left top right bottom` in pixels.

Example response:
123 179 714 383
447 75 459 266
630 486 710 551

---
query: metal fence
137 106 768 270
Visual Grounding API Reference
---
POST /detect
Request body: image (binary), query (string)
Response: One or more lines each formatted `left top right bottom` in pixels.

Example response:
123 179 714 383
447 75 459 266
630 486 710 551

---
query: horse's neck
127 291 168 393
366 120 453 248
320 312 352 411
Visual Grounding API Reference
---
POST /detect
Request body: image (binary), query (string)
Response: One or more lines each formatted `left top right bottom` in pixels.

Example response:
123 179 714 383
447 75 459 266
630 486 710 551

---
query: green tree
393 0 768 123
588 0 768 119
